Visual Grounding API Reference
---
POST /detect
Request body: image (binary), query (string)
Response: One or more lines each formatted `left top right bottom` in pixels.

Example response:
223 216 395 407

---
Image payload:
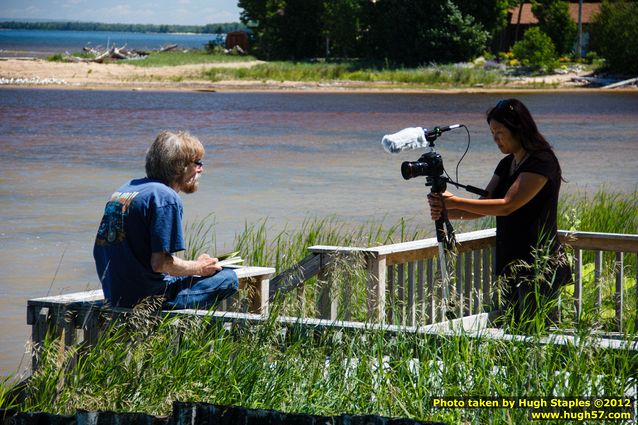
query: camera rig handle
426 175 454 248
445 179 489 197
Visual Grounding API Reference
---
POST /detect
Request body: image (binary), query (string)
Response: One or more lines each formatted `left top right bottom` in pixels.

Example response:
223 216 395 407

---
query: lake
0 28 222 58
0 88 637 377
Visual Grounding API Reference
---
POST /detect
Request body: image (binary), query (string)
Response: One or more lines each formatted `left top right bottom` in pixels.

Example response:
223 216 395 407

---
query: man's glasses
193 159 203 167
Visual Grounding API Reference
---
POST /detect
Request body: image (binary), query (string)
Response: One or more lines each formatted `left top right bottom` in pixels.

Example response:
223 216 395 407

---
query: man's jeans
163 268 239 310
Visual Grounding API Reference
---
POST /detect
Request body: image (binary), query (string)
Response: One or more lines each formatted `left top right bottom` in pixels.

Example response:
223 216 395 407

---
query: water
1 88 637 377
0 28 223 58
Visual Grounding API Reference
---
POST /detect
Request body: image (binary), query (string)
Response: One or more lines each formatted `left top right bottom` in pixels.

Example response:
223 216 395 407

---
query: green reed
202 61 505 87
558 188 638 330
3 303 636 424
2 189 636 423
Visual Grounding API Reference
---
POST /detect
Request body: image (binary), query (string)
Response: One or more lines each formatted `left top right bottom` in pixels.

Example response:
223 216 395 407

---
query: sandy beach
0 58 610 92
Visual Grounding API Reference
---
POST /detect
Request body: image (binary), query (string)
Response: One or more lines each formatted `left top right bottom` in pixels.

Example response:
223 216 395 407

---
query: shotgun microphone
382 124 461 154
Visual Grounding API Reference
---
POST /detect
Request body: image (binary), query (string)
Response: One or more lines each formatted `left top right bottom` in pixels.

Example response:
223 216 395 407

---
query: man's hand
151 251 222 276
196 253 222 276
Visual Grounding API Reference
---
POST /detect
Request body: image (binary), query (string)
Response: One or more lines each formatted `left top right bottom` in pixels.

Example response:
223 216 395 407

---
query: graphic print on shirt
95 191 139 246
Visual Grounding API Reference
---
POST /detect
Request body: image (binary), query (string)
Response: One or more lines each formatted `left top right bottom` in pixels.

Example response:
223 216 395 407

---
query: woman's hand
427 191 455 221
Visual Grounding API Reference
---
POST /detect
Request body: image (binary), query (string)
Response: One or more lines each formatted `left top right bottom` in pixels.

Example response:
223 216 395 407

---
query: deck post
615 252 624 330
317 254 337 320
574 248 583 323
27 305 51 371
366 253 386 323
245 277 271 315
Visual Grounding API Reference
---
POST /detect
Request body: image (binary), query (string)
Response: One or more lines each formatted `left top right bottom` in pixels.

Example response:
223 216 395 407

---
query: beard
178 174 199 194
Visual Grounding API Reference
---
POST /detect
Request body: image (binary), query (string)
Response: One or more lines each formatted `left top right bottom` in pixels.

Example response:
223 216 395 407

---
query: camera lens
401 161 428 180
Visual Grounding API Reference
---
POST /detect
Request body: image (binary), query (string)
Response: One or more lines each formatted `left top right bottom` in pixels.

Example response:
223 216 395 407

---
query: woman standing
428 98 571 327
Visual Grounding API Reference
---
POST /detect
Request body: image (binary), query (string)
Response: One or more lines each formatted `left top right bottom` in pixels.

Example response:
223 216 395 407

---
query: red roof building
494 2 602 55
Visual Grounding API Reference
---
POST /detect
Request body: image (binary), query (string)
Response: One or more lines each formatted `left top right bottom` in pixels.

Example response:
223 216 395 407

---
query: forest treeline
0 20 248 34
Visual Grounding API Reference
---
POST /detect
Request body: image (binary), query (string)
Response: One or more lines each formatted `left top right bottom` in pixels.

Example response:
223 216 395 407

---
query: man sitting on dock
93 130 238 309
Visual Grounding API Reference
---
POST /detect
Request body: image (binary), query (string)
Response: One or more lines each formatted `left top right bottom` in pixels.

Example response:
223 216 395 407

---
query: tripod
401 128 488 320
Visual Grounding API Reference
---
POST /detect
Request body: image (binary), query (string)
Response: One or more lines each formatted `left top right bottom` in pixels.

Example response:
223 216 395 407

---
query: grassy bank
2 189 636 423
2 302 635 423
201 61 505 87
129 51 256 67
49 50 509 87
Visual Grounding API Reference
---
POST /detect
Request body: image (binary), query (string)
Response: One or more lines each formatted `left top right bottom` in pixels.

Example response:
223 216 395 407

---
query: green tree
512 26 558 72
239 0 324 59
322 0 362 58
240 0 491 63
532 0 577 56
454 0 514 39
591 0 638 74
360 0 489 66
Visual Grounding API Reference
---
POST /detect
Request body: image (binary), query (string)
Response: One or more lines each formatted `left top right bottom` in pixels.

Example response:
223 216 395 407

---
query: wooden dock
27 229 638 371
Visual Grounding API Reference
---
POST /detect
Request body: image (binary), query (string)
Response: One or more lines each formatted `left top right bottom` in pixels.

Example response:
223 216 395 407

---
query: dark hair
487 98 562 178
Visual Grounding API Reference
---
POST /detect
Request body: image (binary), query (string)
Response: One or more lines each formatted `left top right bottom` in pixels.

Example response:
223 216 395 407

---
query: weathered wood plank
316 255 337 321
615 252 624 330
269 253 320 299
559 230 638 252
482 248 491 310
366 254 386 323
397 263 405 324
473 250 481 315
574 249 583 321
386 264 395 323
594 251 603 313
427 258 434 324
464 252 472 316
417 259 425 324
407 261 416 327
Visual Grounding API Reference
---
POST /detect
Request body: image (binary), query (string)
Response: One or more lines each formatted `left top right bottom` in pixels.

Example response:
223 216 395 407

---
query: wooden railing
26 229 638 371
303 229 496 325
272 229 638 331
565 230 638 330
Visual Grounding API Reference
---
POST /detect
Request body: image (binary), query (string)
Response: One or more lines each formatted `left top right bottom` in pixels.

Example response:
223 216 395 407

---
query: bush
591 0 638 74
532 0 577 56
512 27 558 73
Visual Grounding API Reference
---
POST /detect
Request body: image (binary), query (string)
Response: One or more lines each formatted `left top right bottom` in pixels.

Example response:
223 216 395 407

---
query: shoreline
1 58 636 93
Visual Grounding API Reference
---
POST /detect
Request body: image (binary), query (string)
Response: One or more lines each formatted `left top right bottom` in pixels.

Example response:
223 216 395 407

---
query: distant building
494 2 601 55
225 31 249 52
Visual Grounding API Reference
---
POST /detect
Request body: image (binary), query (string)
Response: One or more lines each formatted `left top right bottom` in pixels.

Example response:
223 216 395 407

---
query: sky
0 0 242 25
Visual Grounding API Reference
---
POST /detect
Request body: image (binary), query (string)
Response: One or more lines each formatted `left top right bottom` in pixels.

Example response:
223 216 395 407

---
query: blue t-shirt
93 178 185 307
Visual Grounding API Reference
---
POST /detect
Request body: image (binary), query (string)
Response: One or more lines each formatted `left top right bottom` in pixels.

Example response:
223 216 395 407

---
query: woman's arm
428 174 500 221
445 209 487 220
445 172 547 217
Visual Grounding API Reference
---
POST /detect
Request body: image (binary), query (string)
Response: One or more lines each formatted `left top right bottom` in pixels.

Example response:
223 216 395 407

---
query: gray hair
145 130 205 184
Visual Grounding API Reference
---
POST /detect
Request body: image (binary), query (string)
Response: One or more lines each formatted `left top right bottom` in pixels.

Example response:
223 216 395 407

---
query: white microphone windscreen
381 127 427 154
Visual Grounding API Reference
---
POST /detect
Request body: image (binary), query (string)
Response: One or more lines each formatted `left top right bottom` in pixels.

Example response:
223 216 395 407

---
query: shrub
591 0 638 74
512 27 558 73
532 0 577 56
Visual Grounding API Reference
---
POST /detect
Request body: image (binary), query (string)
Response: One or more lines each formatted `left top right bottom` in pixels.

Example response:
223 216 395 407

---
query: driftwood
159 43 178 52
602 77 638 89
65 44 150 63
571 75 638 88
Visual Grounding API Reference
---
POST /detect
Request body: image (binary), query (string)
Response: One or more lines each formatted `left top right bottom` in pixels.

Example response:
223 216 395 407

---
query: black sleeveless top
492 150 562 276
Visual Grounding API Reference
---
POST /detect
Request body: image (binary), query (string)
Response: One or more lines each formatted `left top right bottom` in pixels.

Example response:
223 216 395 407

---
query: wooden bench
26 265 275 371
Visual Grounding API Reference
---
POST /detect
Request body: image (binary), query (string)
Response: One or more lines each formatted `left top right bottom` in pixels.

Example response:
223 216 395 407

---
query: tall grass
126 50 257 67
558 189 638 329
559 188 638 236
202 61 505 87
2 189 636 422
3 305 636 423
